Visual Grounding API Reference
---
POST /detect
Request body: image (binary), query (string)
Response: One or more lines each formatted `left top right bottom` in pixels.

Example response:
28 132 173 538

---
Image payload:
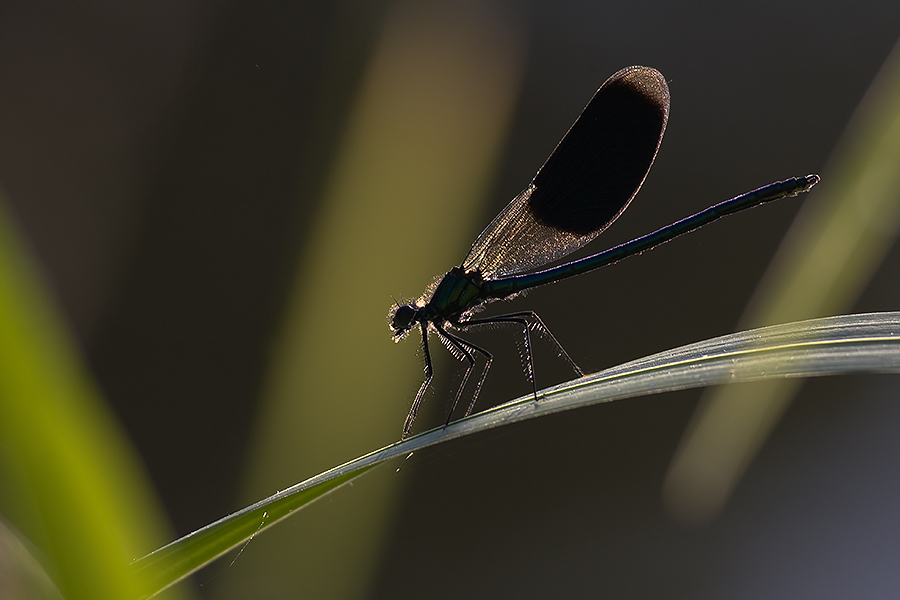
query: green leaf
0 197 184 600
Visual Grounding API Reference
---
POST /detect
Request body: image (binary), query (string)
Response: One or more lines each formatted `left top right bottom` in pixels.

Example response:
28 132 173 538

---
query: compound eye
390 305 417 333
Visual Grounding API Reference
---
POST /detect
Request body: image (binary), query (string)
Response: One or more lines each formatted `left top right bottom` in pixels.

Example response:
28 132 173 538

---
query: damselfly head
389 303 418 340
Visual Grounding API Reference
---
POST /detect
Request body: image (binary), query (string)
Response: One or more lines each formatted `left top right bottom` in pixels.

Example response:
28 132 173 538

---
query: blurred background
1 0 899 598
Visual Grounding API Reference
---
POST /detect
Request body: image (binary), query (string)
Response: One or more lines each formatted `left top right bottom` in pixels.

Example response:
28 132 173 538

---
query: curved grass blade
133 311 900 597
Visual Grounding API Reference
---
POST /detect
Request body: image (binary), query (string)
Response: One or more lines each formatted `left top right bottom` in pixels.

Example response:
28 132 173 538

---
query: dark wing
462 66 669 279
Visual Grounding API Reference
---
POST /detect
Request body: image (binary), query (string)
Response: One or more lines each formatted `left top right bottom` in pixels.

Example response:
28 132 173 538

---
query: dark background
1 0 899 597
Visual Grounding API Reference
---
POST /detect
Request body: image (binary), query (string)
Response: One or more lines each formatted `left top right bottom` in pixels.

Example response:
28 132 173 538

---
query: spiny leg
461 338 492 417
435 327 475 425
460 315 537 398
436 324 493 424
466 311 583 376
467 314 537 400
507 311 583 377
461 311 583 405
403 322 434 439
